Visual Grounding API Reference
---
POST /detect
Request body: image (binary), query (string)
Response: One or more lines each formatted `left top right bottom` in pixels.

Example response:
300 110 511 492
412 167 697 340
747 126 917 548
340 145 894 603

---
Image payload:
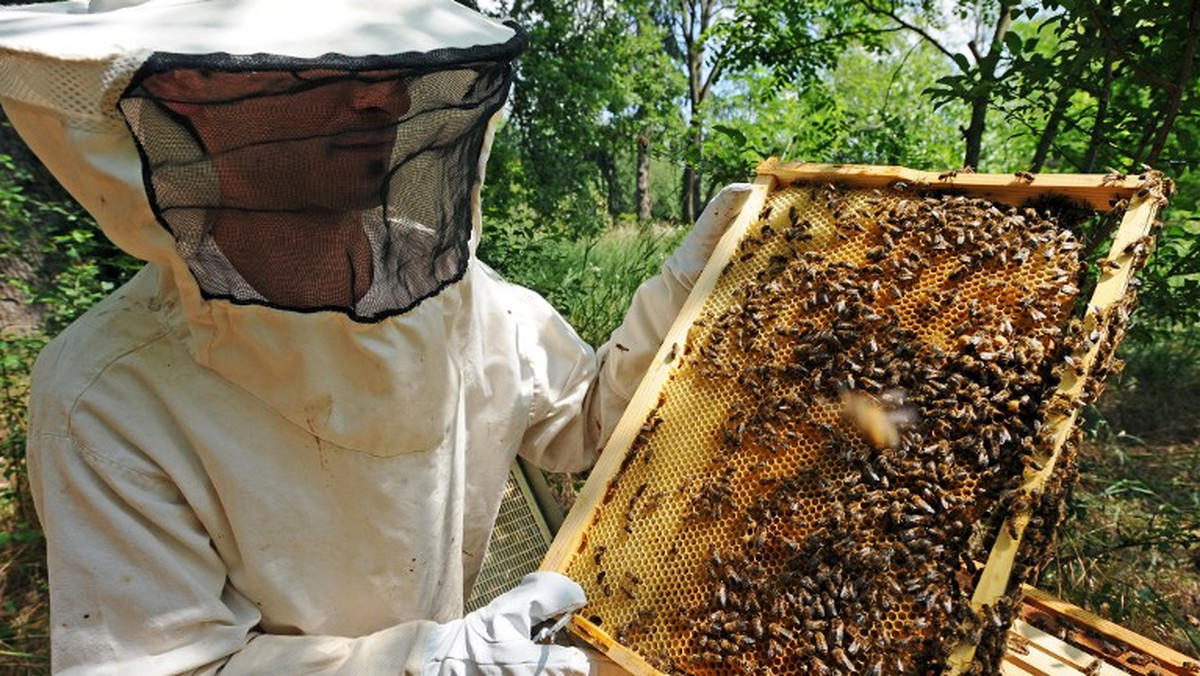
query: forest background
0 0 1198 671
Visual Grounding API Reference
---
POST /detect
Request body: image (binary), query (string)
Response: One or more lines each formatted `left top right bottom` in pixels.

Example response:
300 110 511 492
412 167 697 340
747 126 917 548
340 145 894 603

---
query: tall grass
480 221 684 347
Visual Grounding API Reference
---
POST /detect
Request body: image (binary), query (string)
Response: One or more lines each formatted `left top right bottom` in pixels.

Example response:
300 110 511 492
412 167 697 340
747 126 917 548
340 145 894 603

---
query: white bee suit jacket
21 160 748 675
2 0 752 673
29 259 591 675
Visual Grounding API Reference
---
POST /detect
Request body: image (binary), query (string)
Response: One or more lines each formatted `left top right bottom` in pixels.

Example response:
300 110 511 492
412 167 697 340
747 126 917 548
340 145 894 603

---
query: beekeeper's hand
422 571 591 675
662 183 753 289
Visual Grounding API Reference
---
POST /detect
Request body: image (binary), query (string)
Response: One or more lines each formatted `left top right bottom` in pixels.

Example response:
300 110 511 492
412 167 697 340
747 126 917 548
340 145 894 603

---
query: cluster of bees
567 181 1141 676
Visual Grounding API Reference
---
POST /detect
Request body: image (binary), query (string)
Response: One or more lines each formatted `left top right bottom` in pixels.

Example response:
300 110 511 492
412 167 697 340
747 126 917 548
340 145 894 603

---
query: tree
672 0 730 222
487 0 684 229
702 39 967 183
1008 0 1200 174
627 3 686 222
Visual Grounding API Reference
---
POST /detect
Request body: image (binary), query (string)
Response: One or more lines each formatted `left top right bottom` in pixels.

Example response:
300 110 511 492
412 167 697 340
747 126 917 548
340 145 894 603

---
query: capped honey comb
543 162 1171 676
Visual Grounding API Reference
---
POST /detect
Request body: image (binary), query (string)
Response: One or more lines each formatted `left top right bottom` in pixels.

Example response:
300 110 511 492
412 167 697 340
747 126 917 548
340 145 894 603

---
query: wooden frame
541 161 1171 675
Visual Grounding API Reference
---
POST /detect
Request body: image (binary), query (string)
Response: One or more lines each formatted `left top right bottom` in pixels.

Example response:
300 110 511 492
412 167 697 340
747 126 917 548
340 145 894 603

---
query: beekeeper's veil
0 0 527 453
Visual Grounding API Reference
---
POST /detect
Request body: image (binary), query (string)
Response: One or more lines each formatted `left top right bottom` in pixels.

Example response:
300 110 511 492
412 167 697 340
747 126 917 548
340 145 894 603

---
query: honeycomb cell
561 184 1111 675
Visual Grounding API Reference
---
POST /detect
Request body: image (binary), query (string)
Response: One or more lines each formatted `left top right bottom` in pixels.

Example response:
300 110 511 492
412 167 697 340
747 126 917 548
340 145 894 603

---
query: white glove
662 183 753 289
422 571 590 675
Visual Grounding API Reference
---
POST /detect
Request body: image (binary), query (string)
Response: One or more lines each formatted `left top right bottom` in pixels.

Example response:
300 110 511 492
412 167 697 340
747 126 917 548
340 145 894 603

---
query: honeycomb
561 182 1117 675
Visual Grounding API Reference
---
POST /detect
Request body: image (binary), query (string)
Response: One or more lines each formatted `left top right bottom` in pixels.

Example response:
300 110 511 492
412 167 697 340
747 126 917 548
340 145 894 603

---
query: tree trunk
677 0 721 224
962 96 987 170
684 117 703 222
1029 91 1071 171
1147 0 1200 165
1030 55 1084 171
681 99 703 223
1082 54 1114 172
962 2 1016 169
636 126 652 223
681 56 703 223
595 149 620 220
681 166 697 224
1132 114 1160 166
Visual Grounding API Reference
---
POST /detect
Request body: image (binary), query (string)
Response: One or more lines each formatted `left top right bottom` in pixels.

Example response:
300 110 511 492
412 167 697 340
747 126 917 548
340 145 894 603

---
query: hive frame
541 161 1167 675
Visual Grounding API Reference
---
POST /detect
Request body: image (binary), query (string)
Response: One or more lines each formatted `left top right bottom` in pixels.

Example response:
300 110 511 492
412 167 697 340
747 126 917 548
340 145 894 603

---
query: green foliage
1000 0 1200 173
0 149 138 332
490 0 684 228
1136 201 1200 335
480 219 679 347
702 72 843 185
1047 435 1200 653
1096 328 1200 443
701 42 971 190
14 228 129 334
717 0 887 86
0 150 136 508
0 333 41 508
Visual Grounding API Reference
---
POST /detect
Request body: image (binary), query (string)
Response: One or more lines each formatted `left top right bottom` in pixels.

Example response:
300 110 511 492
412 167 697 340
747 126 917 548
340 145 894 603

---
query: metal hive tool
542 161 1172 676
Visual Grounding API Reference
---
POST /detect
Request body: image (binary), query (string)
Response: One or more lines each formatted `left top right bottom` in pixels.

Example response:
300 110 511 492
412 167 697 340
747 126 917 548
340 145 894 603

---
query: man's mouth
332 140 393 154
331 129 396 154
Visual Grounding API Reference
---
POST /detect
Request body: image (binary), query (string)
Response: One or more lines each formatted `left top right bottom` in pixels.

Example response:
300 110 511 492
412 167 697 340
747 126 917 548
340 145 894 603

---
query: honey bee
663 342 678 363
766 639 784 659
840 390 916 450
1014 170 1035 182
831 647 856 671
1123 235 1153 258
814 630 829 653
695 651 721 664
624 483 649 533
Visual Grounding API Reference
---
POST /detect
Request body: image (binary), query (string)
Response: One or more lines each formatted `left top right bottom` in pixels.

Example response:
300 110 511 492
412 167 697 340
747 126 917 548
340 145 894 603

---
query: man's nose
349 79 411 116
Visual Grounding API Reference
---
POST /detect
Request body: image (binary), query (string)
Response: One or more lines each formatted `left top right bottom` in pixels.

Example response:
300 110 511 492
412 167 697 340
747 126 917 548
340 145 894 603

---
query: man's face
145 68 412 213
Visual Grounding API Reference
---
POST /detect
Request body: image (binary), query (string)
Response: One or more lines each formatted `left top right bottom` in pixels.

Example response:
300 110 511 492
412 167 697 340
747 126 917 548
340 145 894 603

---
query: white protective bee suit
0 0 750 674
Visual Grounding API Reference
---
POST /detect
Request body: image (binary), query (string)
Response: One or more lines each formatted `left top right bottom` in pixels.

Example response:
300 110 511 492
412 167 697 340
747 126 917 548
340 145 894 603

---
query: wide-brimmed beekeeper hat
0 0 527 321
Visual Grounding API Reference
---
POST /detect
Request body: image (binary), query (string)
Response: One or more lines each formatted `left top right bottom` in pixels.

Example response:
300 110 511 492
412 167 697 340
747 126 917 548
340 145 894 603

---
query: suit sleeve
520 184 752 473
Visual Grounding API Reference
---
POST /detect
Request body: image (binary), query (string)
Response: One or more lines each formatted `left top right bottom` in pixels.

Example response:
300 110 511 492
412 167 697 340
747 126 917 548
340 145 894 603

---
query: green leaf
712 124 748 148
1004 31 1023 56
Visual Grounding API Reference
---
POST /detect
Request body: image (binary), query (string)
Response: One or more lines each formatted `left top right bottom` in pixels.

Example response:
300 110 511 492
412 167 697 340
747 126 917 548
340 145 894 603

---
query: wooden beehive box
542 161 1172 676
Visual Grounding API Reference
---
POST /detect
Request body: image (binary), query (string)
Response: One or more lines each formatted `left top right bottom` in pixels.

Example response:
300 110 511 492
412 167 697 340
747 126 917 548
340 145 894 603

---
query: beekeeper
0 0 749 673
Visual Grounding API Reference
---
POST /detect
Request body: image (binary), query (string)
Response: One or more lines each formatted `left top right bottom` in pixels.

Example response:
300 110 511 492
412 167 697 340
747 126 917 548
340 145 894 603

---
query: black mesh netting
118 47 518 321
